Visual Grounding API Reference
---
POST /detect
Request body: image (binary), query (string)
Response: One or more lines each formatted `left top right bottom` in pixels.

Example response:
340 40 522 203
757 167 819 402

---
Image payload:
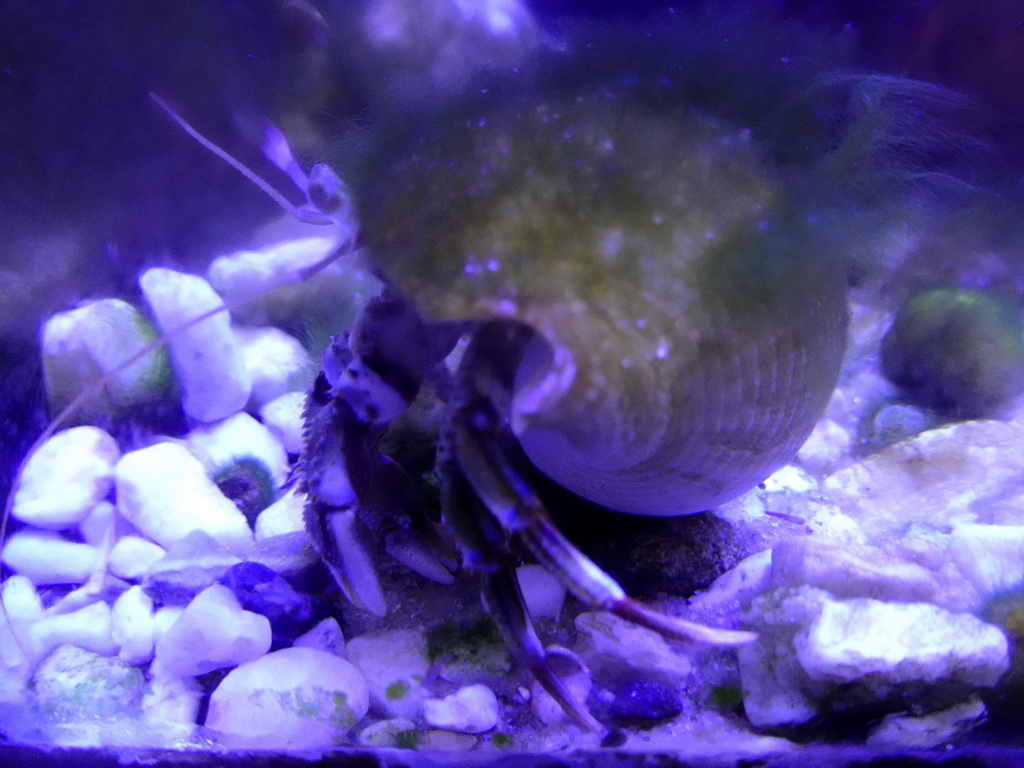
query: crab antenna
148 92 333 225
262 117 313 196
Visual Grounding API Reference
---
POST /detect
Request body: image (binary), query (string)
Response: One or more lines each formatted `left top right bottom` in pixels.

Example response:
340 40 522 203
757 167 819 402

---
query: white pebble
949 523 1024 601
693 549 773 612
574 611 691 684
516 564 566 621
144 667 202 727
115 442 255 557
206 646 369 748
108 535 167 580
0 576 44 703
41 298 171 413
796 417 851 475
293 617 345 656
208 235 342 305
139 267 250 423
423 684 499 734
78 501 116 547
11 426 119 529
0 620 32 704
796 598 1010 687
1 530 98 585
763 464 817 494
32 645 145 721
235 326 313 409
153 584 271 677
2 575 43 627
207 232 367 326
152 606 184 644
346 629 430 719
357 717 417 748
254 487 306 540
259 391 307 454
186 411 289 489
112 586 155 665
31 600 116 658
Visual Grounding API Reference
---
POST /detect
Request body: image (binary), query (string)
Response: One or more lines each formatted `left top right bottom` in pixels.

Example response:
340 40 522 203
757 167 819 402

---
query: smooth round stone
206 647 369 748
115 442 255 557
516 564 566 621
206 232 373 328
235 326 313 409
219 561 315 649
111 585 155 665
254 488 306 541
33 645 145 720
357 717 417 748
0 576 43 703
423 684 499 734
12 426 119 530
78 501 116 547
0 530 98 585
259 391 306 455
142 530 242 606
31 601 117 659
143 667 202 727
346 629 430 719
108 535 167 581
139 267 250 423
153 584 271 677
293 617 345 657
186 412 290 490
41 298 171 414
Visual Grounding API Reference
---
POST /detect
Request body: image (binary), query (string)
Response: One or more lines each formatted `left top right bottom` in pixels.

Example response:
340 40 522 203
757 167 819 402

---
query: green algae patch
426 617 510 678
395 729 420 749
385 681 410 701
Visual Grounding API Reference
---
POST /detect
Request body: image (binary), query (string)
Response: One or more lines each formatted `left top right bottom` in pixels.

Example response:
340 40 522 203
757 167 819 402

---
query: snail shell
358 80 849 515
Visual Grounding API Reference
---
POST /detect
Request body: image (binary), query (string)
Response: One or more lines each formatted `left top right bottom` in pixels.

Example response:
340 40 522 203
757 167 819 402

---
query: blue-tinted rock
142 530 242 606
219 561 316 648
606 678 684 723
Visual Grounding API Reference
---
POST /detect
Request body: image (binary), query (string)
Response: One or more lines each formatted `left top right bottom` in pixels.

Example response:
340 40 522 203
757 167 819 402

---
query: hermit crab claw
299 361 456 616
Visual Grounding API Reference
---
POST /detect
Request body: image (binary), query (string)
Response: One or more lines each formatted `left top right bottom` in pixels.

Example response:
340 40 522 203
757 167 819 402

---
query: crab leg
451 406 757 648
486 565 603 733
300 364 455 615
438 428 603 732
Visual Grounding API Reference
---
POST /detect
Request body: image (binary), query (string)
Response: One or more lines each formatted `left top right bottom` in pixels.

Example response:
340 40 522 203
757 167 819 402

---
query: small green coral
709 685 744 711
394 729 419 749
490 732 513 749
213 457 277 523
385 681 410 701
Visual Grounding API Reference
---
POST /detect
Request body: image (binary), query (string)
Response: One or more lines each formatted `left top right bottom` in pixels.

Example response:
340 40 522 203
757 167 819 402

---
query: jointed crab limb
438 432 603 732
452 392 758 648
485 565 604 733
300 365 455 615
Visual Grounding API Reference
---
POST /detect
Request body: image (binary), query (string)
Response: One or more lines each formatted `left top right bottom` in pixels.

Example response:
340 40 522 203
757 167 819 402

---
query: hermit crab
7 57 850 733
274 70 849 729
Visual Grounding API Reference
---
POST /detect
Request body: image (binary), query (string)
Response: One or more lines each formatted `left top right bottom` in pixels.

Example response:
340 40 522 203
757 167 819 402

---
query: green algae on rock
881 288 1024 419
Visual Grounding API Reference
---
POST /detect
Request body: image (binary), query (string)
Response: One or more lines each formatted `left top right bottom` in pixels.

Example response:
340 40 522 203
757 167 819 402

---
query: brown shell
360 85 849 515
